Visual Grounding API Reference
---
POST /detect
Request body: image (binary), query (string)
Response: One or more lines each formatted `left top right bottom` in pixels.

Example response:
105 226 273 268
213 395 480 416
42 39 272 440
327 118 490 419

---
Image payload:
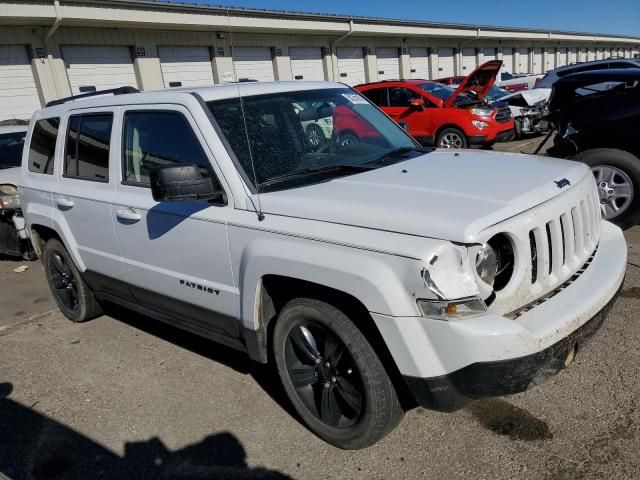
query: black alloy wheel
48 250 79 313
285 321 364 429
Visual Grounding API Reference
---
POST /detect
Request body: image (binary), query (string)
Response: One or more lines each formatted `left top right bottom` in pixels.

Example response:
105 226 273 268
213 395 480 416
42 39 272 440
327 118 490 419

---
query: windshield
0 131 26 168
485 85 510 102
418 82 456 101
207 88 420 191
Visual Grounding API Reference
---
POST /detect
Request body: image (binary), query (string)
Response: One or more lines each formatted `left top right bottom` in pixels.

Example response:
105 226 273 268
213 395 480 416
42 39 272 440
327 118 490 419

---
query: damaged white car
21 82 626 449
488 86 551 138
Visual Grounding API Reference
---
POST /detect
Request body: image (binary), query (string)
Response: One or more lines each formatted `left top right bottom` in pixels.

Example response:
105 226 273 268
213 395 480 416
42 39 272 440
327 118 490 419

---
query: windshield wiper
366 146 427 165
258 163 377 188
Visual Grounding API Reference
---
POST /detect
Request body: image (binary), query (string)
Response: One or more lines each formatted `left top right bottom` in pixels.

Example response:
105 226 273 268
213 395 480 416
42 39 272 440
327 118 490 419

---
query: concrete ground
1 138 639 480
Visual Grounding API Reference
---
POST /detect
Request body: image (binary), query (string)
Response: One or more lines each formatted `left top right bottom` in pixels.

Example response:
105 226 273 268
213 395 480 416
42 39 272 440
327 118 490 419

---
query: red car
354 60 514 148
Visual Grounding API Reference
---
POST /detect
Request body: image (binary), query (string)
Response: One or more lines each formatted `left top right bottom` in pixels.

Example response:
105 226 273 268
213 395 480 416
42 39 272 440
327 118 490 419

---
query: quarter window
361 88 388 107
122 111 211 186
28 118 60 174
64 113 113 181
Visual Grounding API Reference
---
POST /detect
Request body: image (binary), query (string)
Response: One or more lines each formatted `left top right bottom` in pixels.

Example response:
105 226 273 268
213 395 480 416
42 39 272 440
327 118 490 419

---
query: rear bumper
402 287 620 411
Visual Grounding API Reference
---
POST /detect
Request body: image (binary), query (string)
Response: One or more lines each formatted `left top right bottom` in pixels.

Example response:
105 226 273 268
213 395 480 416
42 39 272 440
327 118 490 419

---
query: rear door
51 107 129 297
112 105 239 339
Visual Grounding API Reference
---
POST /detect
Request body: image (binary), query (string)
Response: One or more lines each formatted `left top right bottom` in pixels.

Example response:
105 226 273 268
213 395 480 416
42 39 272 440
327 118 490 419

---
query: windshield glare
485 86 509 102
418 82 456 101
207 88 417 191
0 132 26 168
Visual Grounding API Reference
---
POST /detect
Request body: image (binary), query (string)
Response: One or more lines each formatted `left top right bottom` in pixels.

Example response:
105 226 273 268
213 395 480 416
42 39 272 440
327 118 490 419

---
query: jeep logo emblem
555 178 571 189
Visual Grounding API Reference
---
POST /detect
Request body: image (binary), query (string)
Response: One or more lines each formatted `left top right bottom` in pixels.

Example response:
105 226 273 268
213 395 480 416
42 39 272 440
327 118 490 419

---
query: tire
306 123 325 147
337 132 359 147
42 238 102 322
273 298 403 449
436 127 468 149
571 148 640 230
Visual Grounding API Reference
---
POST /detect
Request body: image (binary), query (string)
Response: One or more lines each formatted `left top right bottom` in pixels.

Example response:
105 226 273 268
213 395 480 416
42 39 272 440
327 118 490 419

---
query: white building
0 0 639 121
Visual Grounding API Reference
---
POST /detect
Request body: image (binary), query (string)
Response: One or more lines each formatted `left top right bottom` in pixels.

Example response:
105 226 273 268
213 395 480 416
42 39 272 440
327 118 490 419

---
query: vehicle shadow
0 382 294 480
101 302 300 421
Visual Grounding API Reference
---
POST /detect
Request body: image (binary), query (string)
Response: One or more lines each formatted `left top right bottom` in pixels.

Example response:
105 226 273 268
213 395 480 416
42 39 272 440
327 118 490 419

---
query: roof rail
46 86 140 108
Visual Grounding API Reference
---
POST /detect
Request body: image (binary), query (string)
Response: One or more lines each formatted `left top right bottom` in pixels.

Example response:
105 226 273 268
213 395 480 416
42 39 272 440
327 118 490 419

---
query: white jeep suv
19 82 626 449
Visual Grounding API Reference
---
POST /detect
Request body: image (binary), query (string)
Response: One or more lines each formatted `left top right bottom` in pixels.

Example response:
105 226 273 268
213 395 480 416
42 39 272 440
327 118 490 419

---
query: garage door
409 47 429 79
545 48 555 71
483 48 497 62
62 45 138 94
232 47 274 82
518 48 529 73
461 48 476 74
568 47 577 64
437 48 455 77
337 47 366 86
533 48 543 74
376 48 400 81
502 48 514 74
557 48 567 67
587 48 596 62
0 45 41 121
158 46 214 88
290 47 325 81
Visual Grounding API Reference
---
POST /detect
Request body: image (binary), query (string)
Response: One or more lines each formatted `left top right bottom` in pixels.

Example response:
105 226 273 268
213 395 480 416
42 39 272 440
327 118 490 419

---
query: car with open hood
0 122 35 260
19 81 625 450
544 68 640 229
355 60 514 148
487 86 551 138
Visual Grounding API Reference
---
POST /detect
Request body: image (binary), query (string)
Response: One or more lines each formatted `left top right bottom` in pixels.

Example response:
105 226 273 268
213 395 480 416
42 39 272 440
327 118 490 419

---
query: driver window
388 87 419 107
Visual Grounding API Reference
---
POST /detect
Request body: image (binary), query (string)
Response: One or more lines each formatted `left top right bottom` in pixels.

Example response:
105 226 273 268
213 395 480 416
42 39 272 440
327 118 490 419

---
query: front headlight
417 296 487 321
471 120 490 129
475 234 514 291
470 108 495 116
0 184 20 210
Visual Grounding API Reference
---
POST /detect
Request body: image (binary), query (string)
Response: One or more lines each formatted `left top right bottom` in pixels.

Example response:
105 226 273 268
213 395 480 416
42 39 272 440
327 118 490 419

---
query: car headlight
475 233 514 291
0 184 20 210
417 296 487 321
470 108 494 116
471 120 490 129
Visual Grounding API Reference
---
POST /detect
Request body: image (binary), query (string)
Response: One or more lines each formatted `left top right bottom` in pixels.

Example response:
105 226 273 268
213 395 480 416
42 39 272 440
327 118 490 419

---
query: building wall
0 2 638 119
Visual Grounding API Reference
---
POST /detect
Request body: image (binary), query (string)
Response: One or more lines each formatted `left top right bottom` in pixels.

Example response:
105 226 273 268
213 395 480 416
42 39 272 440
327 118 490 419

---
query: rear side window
361 88 388 107
122 111 211 186
64 113 113 182
28 118 60 174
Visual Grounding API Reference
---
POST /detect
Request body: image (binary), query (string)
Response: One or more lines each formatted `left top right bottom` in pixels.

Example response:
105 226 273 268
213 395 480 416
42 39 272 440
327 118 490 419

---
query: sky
165 0 640 37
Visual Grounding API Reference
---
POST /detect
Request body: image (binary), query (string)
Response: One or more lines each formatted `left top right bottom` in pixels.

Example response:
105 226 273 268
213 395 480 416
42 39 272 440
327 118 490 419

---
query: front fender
229 233 428 332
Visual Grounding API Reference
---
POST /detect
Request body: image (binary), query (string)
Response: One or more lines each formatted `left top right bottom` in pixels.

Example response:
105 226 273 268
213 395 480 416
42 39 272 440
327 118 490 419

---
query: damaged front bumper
371 220 626 411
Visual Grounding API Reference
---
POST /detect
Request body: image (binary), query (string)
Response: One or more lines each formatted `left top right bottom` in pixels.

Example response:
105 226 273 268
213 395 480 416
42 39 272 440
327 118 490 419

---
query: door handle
56 197 75 209
116 208 142 222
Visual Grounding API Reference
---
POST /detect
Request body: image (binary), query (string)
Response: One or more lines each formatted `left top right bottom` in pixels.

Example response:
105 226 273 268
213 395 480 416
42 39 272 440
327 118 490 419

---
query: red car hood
444 60 502 107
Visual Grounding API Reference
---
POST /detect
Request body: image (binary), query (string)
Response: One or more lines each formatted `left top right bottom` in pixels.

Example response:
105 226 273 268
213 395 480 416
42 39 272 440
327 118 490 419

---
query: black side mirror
150 164 224 203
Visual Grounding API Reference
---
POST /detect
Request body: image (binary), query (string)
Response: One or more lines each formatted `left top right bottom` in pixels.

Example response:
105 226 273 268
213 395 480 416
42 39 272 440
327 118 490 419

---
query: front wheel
572 148 640 230
273 298 403 449
436 127 468 149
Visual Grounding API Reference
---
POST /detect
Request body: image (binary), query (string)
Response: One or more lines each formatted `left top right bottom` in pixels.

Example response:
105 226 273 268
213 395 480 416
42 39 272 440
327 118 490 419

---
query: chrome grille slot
560 213 574 264
548 218 564 275
495 106 512 123
572 206 584 256
545 222 553 275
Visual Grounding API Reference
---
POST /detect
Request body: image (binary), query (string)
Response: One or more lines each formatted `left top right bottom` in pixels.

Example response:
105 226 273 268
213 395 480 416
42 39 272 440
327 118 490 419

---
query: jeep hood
444 60 502 108
258 150 589 244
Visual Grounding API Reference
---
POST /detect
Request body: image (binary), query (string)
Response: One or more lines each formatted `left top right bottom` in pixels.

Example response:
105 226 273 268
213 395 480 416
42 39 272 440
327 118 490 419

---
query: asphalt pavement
1 138 639 480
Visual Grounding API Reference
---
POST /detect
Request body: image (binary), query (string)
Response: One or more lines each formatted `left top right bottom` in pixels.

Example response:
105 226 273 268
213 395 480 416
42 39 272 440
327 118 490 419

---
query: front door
385 86 436 144
111 105 239 339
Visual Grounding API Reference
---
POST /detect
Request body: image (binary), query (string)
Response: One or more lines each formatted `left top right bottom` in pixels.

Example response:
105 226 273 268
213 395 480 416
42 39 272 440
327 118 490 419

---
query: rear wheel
337 132 359 147
436 127 468 149
43 239 102 322
572 148 640 230
306 123 325 147
273 298 403 449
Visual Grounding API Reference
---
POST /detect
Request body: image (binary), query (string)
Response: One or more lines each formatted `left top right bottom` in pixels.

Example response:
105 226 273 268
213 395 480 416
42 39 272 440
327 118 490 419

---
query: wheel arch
435 123 468 140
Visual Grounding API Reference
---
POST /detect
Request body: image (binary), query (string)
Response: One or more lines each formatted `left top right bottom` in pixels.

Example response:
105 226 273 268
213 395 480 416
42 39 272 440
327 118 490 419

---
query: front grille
494 106 512 123
527 189 600 286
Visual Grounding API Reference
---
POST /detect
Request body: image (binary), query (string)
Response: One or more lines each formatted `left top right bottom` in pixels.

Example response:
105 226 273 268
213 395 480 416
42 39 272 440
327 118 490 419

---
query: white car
0 123 33 259
496 72 544 92
487 86 552 137
20 82 626 449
